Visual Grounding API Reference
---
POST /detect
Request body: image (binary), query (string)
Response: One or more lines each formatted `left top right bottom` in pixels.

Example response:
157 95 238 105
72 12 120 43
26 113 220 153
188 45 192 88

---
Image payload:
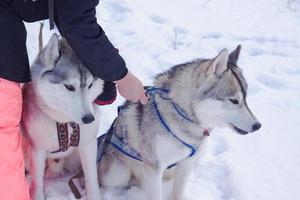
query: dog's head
191 46 261 134
31 33 104 124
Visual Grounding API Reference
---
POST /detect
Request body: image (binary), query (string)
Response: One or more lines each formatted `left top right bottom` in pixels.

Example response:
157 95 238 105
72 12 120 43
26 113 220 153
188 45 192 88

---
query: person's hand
115 71 148 105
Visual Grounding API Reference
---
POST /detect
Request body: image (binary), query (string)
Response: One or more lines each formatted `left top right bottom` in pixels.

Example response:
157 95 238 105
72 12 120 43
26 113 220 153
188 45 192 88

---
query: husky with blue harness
95 46 262 200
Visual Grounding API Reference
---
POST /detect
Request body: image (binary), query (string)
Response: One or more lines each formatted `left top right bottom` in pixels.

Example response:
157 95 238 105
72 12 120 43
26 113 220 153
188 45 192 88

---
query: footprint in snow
194 157 233 200
248 48 266 57
202 32 222 39
256 73 285 90
235 36 286 44
149 15 168 24
122 30 135 37
106 1 131 22
248 48 290 58
108 1 130 13
284 67 300 76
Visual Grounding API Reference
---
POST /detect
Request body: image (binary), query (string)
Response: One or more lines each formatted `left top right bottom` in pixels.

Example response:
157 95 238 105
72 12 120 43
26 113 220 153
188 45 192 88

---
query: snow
24 0 300 199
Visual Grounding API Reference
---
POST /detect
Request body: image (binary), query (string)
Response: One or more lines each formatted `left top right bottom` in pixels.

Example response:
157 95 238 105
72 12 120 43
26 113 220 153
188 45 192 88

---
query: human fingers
139 93 149 105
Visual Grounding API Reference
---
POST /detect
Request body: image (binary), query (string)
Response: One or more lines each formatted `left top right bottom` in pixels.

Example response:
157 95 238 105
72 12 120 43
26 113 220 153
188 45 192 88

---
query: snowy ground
25 0 300 199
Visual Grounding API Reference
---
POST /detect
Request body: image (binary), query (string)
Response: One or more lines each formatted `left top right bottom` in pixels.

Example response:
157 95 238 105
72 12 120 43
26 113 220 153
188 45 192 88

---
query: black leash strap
68 170 84 199
48 0 55 30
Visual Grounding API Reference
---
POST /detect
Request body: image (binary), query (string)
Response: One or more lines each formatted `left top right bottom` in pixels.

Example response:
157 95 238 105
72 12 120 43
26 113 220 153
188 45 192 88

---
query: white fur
22 34 103 200
96 47 260 200
57 47 261 200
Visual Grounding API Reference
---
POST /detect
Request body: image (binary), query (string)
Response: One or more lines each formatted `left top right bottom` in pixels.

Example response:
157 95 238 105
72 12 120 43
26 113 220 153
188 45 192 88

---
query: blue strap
172 102 194 123
96 120 115 163
97 87 197 169
167 163 177 169
96 127 143 163
96 134 107 163
152 93 197 158
110 135 143 161
145 87 170 94
146 87 194 123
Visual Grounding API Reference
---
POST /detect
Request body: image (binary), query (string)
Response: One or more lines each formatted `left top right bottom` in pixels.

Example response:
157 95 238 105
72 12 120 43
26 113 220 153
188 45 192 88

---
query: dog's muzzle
81 114 95 124
230 122 262 135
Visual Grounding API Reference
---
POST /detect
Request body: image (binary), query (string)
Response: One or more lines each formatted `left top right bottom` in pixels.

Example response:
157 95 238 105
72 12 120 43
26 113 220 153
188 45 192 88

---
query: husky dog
22 33 104 200
95 45 261 200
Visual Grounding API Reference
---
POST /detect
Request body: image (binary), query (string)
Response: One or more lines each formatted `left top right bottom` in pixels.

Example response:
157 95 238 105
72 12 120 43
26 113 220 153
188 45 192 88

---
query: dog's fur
95 46 261 200
22 33 104 200
50 46 261 200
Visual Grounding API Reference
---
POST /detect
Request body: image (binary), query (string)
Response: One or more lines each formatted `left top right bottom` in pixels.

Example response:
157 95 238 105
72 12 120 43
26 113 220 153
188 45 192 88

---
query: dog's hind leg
98 154 131 188
29 148 46 200
78 139 101 200
141 165 164 200
171 157 196 200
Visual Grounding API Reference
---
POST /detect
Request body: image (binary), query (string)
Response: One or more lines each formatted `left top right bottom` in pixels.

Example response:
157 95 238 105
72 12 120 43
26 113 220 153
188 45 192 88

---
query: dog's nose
252 122 262 132
81 114 95 124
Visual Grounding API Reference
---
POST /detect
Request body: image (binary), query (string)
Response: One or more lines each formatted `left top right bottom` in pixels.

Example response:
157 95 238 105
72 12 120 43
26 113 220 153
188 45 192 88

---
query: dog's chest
48 122 80 153
27 116 98 157
153 133 193 165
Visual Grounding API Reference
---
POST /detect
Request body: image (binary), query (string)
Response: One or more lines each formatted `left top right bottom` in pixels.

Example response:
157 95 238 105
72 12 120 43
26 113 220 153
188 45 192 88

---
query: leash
48 0 55 30
68 121 115 199
68 170 84 199
48 122 81 198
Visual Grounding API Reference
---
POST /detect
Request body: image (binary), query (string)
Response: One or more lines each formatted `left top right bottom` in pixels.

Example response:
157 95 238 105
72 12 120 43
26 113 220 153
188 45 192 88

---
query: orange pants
0 78 31 200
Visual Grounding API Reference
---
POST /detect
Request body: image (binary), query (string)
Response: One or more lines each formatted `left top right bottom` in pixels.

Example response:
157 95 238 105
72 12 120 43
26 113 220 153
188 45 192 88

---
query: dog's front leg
171 157 196 200
141 164 164 200
78 139 101 200
29 148 46 200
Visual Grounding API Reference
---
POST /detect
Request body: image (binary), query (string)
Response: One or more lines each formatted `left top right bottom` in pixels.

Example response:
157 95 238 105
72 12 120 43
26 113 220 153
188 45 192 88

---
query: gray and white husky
22 33 104 200
96 45 261 200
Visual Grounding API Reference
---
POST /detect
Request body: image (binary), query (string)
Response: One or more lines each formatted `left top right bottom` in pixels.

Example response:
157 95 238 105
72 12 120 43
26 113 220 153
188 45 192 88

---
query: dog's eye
88 83 93 89
229 98 239 105
64 84 75 92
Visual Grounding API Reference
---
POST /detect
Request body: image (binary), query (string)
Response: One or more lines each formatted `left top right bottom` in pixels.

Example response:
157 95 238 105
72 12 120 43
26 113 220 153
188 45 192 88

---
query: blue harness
97 87 198 169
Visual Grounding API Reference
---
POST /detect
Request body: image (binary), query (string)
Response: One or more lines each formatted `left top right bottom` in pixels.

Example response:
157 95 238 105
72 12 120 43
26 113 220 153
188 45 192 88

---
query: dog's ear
42 33 60 69
206 48 229 76
228 45 241 65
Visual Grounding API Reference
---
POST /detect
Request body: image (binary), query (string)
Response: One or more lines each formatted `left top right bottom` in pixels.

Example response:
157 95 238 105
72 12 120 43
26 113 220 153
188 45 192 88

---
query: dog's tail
39 22 44 52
